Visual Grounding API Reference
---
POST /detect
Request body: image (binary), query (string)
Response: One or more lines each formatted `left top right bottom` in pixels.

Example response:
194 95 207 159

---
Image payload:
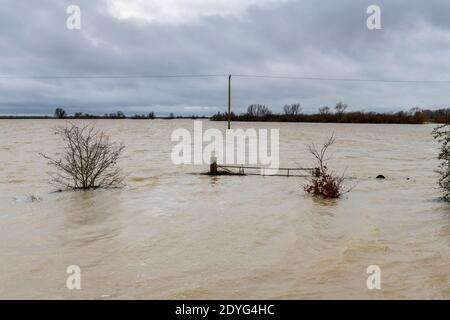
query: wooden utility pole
228 74 231 130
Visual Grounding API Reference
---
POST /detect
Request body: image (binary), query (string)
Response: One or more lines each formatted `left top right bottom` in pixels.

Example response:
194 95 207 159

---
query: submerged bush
304 134 349 199
432 124 450 200
41 123 125 190
305 170 345 199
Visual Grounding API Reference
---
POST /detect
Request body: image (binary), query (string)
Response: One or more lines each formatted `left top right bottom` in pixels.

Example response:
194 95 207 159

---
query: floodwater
0 119 449 299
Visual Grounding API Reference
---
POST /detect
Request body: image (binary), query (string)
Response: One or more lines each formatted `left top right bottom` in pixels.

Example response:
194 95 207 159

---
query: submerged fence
210 161 319 178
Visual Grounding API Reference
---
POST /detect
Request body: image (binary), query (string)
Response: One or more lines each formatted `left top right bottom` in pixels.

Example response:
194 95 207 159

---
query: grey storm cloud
0 0 450 115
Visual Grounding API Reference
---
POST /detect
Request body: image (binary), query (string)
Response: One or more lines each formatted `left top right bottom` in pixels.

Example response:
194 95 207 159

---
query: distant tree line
3 105 449 123
53 109 155 119
45 109 208 120
210 103 450 124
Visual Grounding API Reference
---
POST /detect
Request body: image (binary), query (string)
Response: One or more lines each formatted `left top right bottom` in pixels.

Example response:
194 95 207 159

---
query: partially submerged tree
432 124 450 200
41 123 125 190
304 134 350 199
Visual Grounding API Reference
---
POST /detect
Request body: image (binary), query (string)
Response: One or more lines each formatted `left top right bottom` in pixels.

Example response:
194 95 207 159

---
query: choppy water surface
0 119 449 299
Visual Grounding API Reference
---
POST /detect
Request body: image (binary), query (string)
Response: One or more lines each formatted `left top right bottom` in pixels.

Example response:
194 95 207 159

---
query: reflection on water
0 119 449 299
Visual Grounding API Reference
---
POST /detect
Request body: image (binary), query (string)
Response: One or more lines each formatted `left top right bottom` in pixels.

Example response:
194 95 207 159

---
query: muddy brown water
0 119 448 299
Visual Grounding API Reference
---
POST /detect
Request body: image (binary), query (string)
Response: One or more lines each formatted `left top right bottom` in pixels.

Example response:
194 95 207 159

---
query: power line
0 73 449 83
233 74 450 84
0 74 228 79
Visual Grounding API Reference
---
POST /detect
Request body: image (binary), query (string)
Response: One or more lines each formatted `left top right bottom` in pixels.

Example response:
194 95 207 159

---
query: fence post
314 167 321 177
210 155 218 175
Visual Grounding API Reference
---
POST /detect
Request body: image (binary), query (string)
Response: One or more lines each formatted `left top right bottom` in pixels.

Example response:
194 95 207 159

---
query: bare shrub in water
432 124 450 200
41 123 125 190
304 134 349 199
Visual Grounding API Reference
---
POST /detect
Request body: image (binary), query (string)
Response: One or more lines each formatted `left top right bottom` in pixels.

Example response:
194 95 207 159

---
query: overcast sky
1 0 450 115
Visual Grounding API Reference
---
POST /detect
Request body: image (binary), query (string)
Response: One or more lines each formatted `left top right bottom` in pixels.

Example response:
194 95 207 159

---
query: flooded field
0 119 449 299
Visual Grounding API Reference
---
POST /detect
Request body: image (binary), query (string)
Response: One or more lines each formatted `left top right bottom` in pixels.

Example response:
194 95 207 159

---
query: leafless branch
305 133 352 199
